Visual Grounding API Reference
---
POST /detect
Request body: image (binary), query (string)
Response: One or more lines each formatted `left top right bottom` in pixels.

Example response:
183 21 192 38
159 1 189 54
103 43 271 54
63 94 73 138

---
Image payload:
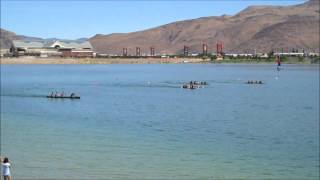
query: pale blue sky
1 0 305 39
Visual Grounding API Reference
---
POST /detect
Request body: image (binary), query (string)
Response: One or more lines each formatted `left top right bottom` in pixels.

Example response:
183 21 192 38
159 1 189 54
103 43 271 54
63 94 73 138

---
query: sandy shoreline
0 57 207 64
1 57 318 65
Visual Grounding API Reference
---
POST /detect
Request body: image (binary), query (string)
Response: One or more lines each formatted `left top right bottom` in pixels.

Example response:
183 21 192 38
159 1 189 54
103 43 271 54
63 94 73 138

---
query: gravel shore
1 57 207 64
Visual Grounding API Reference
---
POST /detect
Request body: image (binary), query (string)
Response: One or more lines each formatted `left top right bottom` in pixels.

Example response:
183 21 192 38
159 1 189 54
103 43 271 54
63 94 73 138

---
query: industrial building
11 40 94 58
49 41 94 57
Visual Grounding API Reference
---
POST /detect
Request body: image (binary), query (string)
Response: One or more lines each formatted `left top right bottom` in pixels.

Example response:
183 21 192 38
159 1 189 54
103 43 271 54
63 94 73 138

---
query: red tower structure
216 42 224 54
203 44 208 55
136 47 141 56
150 47 155 56
122 48 127 56
216 41 224 60
184 46 189 56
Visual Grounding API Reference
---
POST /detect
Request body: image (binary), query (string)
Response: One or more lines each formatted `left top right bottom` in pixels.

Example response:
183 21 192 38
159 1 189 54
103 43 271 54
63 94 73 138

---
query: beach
0 57 208 64
1 56 318 65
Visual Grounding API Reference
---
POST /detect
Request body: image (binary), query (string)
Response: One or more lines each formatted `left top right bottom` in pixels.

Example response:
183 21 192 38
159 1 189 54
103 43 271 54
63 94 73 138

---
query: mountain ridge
89 0 319 54
1 0 319 54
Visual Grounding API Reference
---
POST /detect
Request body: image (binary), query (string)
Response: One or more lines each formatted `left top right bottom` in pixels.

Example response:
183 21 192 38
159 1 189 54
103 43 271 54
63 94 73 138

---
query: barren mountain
0 28 43 49
0 29 89 49
90 0 319 54
1 0 319 54
0 29 19 49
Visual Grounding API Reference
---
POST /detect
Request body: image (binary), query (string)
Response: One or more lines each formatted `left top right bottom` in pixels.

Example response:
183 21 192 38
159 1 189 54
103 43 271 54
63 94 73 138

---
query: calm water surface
1 64 319 179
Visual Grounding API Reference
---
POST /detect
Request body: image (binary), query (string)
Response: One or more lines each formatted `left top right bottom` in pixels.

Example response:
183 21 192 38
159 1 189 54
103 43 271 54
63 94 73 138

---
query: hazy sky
1 0 305 39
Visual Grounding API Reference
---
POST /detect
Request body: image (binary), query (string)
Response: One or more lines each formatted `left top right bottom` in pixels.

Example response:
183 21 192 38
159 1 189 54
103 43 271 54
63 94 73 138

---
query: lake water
1 64 319 179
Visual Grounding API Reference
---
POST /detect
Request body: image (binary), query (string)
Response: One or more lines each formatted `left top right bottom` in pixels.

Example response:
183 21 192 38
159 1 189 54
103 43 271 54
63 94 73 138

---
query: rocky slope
1 0 319 54
0 28 43 49
90 0 319 54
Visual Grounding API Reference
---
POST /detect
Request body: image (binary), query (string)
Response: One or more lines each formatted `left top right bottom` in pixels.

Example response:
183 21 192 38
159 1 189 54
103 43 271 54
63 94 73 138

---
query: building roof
12 40 93 50
12 40 44 49
49 40 93 49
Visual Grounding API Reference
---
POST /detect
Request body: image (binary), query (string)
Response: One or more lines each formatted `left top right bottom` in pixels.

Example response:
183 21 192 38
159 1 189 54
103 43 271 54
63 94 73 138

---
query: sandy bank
0 57 207 64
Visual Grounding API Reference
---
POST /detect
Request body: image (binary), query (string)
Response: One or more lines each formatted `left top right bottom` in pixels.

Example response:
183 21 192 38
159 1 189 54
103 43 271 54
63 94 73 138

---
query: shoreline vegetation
1 56 319 65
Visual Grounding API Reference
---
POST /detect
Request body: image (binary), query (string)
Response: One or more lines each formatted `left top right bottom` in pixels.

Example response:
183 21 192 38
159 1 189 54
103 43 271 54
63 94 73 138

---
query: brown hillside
0 28 43 49
0 28 18 49
1 0 319 54
90 0 319 54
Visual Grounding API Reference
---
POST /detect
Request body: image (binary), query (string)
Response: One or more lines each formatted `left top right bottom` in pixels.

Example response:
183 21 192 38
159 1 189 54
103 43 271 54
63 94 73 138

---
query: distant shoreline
0 57 205 64
1 57 318 65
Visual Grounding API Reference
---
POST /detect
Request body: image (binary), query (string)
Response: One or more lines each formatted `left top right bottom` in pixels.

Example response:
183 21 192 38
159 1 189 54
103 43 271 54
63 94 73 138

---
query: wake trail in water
92 80 247 89
0 94 47 98
0 80 247 98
